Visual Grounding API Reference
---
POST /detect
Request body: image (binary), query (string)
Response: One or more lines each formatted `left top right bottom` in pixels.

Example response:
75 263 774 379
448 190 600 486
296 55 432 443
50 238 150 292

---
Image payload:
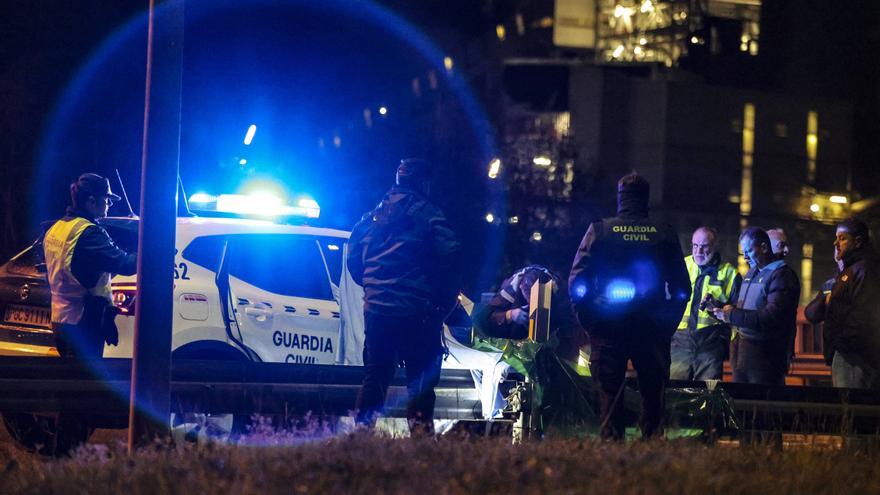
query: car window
318 239 344 286
183 234 333 300
182 235 227 272
229 234 332 300
6 243 45 277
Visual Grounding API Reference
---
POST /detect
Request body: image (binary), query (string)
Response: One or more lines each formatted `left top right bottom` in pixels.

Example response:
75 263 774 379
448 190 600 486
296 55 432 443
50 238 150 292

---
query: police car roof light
187 193 320 219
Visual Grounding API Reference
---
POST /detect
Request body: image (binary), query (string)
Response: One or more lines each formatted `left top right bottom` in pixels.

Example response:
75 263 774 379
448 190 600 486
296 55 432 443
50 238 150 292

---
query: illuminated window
740 103 755 219
806 111 818 183
496 24 506 41
800 243 813 306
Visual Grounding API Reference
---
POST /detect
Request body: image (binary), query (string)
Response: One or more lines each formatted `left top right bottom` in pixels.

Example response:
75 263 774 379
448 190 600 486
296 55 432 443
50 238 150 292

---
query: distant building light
485 213 495 223
496 24 506 41
810 203 820 212
829 195 848 204
379 106 388 116
239 158 247 165
488 158 501 179
509 216 519 224
690 36 700 44
612 45 625 59
443 56 454 71
533 156 552 167
531 231 543 242
640 0 654 13
333 135 342 148
614 5 633 18
639 37 647 45
634 46 643 56
244 124 257 145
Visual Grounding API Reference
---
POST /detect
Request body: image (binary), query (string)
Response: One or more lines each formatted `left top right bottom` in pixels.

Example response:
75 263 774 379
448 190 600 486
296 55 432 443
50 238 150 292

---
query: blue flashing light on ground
572 282 588 301
605 279 636 303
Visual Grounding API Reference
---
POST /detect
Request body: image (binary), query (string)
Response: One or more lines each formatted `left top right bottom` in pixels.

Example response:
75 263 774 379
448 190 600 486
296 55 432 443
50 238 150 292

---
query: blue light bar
188 193 320 219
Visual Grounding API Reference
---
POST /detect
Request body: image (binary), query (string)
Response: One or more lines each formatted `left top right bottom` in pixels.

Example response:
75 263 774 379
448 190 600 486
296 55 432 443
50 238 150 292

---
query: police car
0 193 504 448
0 194 352 366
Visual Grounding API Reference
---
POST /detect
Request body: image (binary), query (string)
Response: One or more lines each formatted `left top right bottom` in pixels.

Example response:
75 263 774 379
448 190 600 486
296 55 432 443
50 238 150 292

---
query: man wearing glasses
43 173 137 358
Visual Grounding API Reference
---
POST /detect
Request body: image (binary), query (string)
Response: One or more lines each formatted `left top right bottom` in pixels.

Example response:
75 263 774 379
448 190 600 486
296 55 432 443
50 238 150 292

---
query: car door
226 234 340 364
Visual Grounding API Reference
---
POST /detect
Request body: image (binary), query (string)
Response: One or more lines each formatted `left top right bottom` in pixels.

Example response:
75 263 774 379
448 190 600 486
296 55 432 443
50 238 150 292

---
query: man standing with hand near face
712 227 800 385
823 218 880 389
670 227 740 381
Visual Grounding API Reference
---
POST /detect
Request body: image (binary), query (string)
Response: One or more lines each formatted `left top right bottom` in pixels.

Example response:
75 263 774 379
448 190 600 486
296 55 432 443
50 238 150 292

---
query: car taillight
112 287 137 316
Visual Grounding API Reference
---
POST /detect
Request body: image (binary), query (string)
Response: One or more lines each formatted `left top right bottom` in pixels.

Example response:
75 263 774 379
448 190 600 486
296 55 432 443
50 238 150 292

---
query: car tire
1 412 94 457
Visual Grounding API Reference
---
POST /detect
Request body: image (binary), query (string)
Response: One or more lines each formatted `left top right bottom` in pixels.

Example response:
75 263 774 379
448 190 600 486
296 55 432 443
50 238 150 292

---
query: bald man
767 228 789 261
670 227 741 381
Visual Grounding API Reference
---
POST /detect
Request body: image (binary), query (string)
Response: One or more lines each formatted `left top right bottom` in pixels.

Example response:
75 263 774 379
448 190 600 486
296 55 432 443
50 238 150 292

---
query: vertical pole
128 0 183 451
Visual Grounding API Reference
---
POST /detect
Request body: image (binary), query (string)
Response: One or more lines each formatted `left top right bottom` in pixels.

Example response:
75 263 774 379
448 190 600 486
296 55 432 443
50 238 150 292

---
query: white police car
0 194 352 366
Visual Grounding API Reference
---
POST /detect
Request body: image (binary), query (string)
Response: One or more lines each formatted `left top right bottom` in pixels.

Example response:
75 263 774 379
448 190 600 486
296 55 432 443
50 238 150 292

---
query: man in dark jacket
824 218 880 389
472 265 582 363
347 158 462 434
569 173 690 440
713 227 800 385
43 173 137 358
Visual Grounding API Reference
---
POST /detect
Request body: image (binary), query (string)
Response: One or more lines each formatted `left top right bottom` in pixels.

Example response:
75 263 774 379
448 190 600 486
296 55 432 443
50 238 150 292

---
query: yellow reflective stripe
680 258 739 331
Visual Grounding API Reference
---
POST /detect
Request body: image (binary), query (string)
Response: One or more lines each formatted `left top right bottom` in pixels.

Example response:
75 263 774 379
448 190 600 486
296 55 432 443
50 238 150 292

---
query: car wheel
2 412 94 456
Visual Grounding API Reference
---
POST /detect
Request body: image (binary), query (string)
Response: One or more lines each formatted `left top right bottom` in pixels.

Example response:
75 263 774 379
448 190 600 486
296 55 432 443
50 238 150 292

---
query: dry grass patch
1 429 879 495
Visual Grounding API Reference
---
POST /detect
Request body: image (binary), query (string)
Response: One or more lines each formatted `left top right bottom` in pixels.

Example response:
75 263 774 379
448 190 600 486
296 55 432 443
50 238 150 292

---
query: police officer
670 227 740 381
569 173 690 439
347 158 462 434
44 173 137 358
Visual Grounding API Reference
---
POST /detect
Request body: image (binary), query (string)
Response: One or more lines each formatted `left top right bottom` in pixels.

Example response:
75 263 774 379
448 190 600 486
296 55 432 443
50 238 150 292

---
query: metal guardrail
0 357 481 423
1 356 878 436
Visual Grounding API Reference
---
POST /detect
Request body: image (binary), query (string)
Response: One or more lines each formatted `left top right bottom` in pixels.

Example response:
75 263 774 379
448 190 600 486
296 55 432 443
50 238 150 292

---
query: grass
2 421 880 495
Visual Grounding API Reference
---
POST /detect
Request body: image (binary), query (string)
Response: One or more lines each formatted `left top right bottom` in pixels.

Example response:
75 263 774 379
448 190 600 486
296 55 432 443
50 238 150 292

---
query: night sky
2 0 879 283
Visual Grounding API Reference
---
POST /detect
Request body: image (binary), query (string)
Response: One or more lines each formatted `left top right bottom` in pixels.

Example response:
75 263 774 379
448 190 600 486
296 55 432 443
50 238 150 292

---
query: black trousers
355 312 444 433
53 322 104 358
730 337 787 385
589 331 672 440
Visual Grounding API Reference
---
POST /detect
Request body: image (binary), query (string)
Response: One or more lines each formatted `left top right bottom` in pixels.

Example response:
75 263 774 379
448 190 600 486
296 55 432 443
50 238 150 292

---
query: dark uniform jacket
824 248 880 369
728 260 800 354
64 208 137 288
568 201 690 337
347 186 462 318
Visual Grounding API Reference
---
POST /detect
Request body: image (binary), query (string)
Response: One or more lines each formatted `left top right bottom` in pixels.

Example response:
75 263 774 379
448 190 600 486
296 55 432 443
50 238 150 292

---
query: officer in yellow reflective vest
43 173 137 358
669 227 741 381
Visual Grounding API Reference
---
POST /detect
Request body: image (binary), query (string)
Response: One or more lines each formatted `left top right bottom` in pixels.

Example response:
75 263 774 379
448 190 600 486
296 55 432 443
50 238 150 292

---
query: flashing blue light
243 124 257 145
572 282 587 301
605 279 636 303
189 192 217 204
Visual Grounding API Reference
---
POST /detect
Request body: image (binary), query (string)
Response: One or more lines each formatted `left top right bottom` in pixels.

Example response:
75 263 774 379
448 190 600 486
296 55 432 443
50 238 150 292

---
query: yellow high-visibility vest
43 217 111 325
677 255 738 331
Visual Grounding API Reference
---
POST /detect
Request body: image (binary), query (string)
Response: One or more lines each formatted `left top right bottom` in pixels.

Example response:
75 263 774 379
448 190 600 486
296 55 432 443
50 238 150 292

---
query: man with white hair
670 227 740 381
